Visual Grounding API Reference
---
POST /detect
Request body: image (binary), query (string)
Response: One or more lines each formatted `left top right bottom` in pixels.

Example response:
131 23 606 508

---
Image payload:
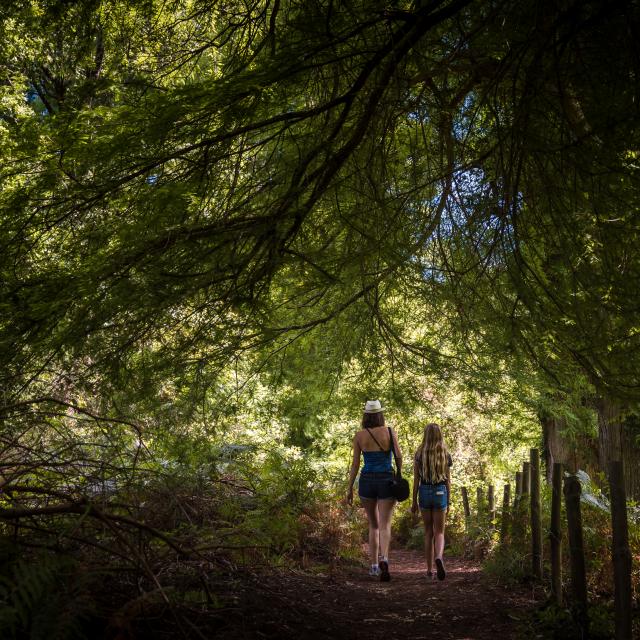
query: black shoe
379 560 391 582
435 557 446 581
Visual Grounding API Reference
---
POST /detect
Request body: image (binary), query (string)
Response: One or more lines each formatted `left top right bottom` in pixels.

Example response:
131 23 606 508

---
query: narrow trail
232 549 539 640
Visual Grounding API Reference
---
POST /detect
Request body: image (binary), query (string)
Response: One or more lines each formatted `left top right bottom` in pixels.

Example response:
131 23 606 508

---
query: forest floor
216 548 541 640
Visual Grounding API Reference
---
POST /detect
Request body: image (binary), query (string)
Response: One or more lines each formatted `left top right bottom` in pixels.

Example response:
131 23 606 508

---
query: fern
0 545 94 640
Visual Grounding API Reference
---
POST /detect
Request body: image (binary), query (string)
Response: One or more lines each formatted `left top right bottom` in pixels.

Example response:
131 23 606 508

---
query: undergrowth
0 443 362 640
479 474 640 638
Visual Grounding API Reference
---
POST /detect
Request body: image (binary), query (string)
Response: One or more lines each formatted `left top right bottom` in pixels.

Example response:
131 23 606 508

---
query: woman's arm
412 452 420 513
391 428 403 473
346 434 361 504
445 465 451 510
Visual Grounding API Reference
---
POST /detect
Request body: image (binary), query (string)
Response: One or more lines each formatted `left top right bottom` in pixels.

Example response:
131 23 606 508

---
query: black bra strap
364 426 388 451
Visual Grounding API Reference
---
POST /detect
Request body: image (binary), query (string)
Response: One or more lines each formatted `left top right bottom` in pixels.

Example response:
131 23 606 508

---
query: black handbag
387 427 410 501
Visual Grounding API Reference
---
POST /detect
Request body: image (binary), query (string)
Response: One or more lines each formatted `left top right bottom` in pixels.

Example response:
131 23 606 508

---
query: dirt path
228 549 538 640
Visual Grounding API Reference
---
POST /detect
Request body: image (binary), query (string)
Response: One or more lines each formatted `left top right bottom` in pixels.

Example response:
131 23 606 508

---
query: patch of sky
452 92 480 140
25 85 49 116
401 167 494 236
407 106 428 123
439 167 491 235
421 262 446 283
406 165 517 279
405 87 479 138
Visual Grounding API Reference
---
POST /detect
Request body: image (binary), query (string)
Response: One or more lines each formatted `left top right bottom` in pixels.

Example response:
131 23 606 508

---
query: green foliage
531 602 616 640
483 546 529 586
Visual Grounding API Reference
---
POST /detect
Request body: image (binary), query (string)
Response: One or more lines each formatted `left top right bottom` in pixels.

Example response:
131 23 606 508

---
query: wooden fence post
530 449 542 579
550 462 563 606
500 483 510 544
487 484 495 532
609 460 632 640
564 474 588 636
461 486 471 519
522 461 530 496
512 471 523 543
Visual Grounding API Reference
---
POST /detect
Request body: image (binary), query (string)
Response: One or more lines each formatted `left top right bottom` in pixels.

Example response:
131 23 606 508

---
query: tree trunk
597 396 622 471
540 413 598 479
461 486 471 519
620 414 640 501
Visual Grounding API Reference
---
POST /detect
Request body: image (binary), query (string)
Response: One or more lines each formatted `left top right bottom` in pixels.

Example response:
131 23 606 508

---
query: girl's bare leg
421 509 434 572
433 508 446 560
377 498 396 559
360 498 379 564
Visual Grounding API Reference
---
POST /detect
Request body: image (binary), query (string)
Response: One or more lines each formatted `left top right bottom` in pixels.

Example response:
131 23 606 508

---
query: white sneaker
369 565 381 577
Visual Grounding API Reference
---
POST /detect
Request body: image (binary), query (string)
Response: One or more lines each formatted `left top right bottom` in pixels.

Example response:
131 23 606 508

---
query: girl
347 400 403 581
411 423 452 580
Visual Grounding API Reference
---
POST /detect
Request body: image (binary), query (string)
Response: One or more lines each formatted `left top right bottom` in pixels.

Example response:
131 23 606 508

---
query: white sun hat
363 400 384 414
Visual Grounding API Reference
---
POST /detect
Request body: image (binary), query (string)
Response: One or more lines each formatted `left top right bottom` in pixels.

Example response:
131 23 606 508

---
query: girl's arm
446 464 451 510
390 427 403 474
412 452 420 513
346 434 361 504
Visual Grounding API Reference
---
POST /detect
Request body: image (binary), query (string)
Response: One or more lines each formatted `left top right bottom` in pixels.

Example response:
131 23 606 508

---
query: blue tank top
362 450 393 473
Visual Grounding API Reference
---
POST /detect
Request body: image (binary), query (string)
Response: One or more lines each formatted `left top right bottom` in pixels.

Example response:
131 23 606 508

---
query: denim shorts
418 482 448 511
358 472 395 500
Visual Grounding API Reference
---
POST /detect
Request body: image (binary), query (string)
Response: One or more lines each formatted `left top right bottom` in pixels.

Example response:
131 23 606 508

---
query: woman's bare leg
421 509 434 572
360 498 379 564
377 499 395 559
433 508 446 560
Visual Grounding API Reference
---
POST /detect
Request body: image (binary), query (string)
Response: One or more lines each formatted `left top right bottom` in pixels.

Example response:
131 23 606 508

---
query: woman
411 423 452 580
346 400 402 581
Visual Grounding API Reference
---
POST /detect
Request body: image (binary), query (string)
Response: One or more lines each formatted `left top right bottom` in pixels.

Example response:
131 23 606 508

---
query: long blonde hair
417 423 449 483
